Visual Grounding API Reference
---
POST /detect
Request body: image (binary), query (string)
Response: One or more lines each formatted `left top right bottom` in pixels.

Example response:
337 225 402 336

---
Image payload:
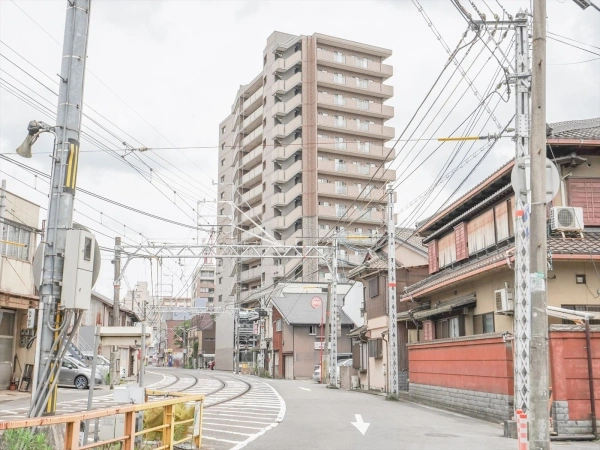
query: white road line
202 436 243 444
201 418 274 425
204 412 277 420
201 422 263 430
202 428 253 437
299 387 311 391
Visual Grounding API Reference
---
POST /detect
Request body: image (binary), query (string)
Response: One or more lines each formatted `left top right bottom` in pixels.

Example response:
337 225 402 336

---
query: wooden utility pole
529 0 550 448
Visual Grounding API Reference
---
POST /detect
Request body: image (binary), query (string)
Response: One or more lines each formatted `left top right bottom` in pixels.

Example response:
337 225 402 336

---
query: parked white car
313 359 353 383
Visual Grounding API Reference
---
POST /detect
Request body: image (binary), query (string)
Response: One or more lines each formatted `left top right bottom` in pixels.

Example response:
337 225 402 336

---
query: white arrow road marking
351 414 370 435
299 387 311 391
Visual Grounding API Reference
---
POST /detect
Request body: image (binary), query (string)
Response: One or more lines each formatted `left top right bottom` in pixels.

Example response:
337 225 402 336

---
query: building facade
192 263 215 305
399 118 600 433
215 31 396 370
0 185 40 389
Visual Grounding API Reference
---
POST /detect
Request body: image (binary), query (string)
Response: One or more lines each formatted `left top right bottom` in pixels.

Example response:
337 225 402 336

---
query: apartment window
357 140 370 153
334 115 346 128
334 159 347 172
333 73 345 84
221 159 225 166
318 201 330 207
309 325 318 335
335 204 346 217
220 175 225 183
335 181 347 194
435 316 461 339
318 178 329 184
368 338 383 358
218 295 222 302
218 277 222 284
199 288 210 293
319 224 330 230
200 271 214 277
1 223 31 260
356 99 369 110
467 209 496 254
276 319 282 332
355 57 368 68
358 164 370 175
221 126 226 134
369 277 379 298
473 313 495 334
355 228 363 233
561 305 600 325
333 94 345 106
334 136 346 150
356 78 368 89
333 51 344 63
356 119 369 131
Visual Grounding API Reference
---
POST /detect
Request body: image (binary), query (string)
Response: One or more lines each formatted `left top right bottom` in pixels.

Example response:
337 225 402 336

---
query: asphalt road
244 378 599 450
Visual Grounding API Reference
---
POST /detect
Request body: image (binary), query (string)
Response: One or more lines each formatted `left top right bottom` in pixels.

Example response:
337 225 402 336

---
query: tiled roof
403 232 600 298
395 228 427 253
547 118 600 140
348 252 403 278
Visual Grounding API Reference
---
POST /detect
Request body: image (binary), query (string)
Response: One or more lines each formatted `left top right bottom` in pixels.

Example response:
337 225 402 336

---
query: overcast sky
0 0 598 305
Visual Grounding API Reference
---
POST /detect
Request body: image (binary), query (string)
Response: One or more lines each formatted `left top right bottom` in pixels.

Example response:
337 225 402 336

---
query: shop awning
412 294 477 320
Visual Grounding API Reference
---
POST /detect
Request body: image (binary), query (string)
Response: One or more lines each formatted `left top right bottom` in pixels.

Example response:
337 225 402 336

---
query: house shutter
438 231 456 268
428 240 439 274
467 209 496 253
454 222 468 261
423 320 435 341
568 179 600 226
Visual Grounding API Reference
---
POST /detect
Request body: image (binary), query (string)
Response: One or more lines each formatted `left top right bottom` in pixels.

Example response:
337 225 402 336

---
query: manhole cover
425 433 458 438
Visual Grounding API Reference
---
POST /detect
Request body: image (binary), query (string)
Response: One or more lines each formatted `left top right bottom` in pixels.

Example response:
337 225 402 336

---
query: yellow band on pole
0 240 27 247
437 136 483 142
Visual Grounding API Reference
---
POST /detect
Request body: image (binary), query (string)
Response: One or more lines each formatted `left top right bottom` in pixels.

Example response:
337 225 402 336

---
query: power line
547 31 600 51
547 35 600 57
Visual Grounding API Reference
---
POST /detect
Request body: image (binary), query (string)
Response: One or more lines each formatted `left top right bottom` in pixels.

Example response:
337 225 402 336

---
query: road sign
511 156 560 204
311 296 322 309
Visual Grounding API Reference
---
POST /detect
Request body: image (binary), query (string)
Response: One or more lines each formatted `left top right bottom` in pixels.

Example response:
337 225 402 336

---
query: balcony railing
240 165 262 186
317 71 393 98
317 138 395 160
241 125 263 148
241 185 262 203
270 115 302 140
316 48 393 78
317 115 394 139
241 146 262 168
274 51 302 73
241 105 264 132
273 182 303 206
271 206 303 231
335 184 347 194
242 86 264 112
272 159 302 184
271 72 302 96
273 138 302 161
317 92 394 119
270 93 302 117
334 161 347 172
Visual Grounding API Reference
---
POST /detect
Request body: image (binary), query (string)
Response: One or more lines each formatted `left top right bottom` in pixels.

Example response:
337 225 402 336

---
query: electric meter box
61 229 95 310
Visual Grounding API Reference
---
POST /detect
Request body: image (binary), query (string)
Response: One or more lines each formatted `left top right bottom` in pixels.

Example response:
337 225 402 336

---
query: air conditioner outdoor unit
550 206 584 232
495 288 514 313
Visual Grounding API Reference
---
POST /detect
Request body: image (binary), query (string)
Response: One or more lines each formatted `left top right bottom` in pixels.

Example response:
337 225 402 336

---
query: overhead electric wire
547 36 600 57
547 31 600 51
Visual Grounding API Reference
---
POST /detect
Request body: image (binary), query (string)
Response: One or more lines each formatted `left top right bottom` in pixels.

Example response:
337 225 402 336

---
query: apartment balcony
238 204 263 226
271 206 303 231
242 86 264 114
317 71 393 99
270 94 302 117
241 184 262 204
317 159 396 182
241 125 263 149
272 159 302 184
317 205 385 224
240 266 262 283
284 228 303 245
241 105 264 134
240 225 263 243
316 48 393 79
317 92 393 120
273 138 302 162
271 72 302 96
241 146 262 169
317 115 394 140
317 138 394 161
274 51 302 73
317 182 386 202
270 115 302 140
240 287 263 304
239 165 262 188
273 182 303 207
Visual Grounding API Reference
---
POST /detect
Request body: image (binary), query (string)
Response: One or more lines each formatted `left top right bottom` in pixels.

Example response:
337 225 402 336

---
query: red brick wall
408 335 514 395
549 330 600 421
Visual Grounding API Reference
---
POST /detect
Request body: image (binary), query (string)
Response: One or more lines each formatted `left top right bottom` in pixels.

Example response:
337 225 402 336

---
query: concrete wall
408 334 514 422
549 326 600 435
215 310 234 371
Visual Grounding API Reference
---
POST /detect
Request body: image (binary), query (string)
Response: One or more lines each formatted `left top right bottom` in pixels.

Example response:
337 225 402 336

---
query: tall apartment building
215 31 396 371
192 263 215 304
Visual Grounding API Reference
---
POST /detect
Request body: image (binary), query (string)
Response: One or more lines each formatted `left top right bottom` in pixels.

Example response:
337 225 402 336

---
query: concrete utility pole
323 282 332 384
328 234 338 388
111 236 121 388
512 10 532 415
386 185 399 397
528 0 550 447
33 0 91 415
139 301 147 386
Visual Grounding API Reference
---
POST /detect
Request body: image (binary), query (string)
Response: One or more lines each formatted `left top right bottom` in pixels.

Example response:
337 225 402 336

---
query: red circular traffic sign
310 296 322 309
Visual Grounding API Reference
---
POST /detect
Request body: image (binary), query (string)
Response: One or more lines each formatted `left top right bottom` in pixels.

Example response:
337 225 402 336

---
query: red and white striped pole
516 409 528 450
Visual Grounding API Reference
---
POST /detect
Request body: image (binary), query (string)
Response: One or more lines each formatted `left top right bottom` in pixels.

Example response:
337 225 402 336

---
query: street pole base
385 393 399 401
326 385 339 389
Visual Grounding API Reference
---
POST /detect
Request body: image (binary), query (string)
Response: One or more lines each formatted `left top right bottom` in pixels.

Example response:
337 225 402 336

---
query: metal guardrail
0 389 205 450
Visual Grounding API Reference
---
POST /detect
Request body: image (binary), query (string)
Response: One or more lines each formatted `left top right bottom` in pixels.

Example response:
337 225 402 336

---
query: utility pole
111 236 121 388
529 0 550 447
233 310 240 373
328 234 338 388
387 185 399 398
139 301 146 386
0 180 6 285
512 10 532 416
323 282 332 384
33 0 91 416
